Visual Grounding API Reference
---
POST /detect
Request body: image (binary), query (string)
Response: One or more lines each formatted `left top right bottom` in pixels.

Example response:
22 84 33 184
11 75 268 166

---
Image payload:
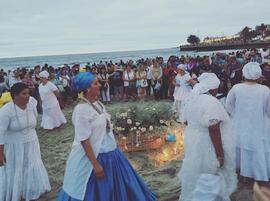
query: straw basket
117 134 165 152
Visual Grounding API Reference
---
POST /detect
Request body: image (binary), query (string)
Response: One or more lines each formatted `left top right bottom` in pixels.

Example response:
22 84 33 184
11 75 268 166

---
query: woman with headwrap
226 62 270 183
38 70 67 130
0 83 51 201
178 73 237 201
58 72 156 201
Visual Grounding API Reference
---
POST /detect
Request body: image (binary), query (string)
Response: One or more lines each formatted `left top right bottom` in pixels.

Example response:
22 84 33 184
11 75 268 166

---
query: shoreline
180 41 270 52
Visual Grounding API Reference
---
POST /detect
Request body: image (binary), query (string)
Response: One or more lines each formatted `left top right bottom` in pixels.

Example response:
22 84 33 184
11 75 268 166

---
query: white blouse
0 97 38 145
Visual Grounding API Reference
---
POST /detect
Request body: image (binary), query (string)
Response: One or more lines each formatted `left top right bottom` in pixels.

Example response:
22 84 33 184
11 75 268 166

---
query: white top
39 81 59 109
60 75 70 87
0 97 38 145
173 73 192 101
123 70 135 87
150 65 163 80
226 83 270 151
62 102 116 200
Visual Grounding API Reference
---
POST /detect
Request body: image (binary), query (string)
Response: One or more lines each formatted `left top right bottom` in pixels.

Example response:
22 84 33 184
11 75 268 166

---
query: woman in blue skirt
58 72 156 201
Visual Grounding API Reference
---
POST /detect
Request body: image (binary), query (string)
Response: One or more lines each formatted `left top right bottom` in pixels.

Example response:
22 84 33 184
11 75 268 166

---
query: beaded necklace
80 97 111 133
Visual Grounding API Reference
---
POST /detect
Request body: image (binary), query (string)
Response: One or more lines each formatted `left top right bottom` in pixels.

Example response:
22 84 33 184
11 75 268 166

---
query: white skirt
178 125 237 201
0 138 51 201
41 105 67 129
236 147 270 181
173 87 191 101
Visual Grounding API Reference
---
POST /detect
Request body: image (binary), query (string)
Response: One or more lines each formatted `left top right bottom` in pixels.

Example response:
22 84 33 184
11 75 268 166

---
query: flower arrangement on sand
107 101 174 138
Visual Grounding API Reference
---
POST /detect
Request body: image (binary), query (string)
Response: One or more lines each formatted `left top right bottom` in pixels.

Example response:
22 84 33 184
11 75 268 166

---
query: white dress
173 73 192 101
178 94 237 201
39 81 67 129
0 97 51 201
226 83 270 181
173 73 192 123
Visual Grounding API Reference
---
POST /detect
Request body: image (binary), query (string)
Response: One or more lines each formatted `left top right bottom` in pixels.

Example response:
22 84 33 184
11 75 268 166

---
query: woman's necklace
80 97 111 133
13 102 30 134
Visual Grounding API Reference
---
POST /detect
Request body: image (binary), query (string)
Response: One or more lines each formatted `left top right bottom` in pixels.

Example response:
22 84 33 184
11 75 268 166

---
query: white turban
39 70 50 79
193 73 220 95
177 64 186 71
242 62 262 80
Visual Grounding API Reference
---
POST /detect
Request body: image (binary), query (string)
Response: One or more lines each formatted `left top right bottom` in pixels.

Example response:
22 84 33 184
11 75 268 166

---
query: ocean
0 47 217 70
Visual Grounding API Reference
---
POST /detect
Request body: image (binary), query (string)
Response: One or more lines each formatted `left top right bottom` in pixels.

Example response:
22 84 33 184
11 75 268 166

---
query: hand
0 153 6 166
217 156 224 168
93 162 105 179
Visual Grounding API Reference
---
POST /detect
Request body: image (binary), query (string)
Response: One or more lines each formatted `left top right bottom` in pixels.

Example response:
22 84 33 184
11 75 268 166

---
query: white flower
130 128 134 131
141 127 146 132
149 125 154 131
160 120 164 124
133 127 137 130
128 109 131 112
135 122 140 126
152 108 156 111
127 119 132 124
136 130 140 134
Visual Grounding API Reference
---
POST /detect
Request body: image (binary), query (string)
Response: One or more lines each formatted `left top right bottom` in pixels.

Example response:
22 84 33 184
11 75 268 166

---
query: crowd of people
0 48 270 107
0 48 270 201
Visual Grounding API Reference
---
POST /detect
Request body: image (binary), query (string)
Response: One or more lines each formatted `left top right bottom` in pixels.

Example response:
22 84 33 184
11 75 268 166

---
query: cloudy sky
0 0 269 58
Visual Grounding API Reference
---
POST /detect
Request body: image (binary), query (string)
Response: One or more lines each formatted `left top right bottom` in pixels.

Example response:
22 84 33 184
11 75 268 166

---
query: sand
36 101 253 201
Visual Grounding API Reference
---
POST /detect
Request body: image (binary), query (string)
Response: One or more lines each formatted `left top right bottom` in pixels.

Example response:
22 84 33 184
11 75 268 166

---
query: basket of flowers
107 101 174 152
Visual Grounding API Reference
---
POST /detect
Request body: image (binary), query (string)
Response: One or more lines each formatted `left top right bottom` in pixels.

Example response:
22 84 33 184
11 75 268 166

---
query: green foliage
107 101 173 136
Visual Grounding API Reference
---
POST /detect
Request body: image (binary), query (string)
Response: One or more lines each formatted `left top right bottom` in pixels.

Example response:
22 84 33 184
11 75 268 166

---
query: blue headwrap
73 72 96 93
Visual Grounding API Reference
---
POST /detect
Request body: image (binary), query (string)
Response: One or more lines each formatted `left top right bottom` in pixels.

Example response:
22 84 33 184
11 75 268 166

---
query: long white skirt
178 125 237 201
0 138 51 201
236 147 270 181
41 105 67 129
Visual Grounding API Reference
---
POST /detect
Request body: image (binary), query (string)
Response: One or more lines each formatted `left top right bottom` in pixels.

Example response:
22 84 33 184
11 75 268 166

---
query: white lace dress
0 97 51 201
39 81 66 129
178 94 237 201
226 83 270 181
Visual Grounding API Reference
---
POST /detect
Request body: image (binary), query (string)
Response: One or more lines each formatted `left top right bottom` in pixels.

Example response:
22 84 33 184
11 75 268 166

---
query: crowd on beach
0 48 270 201
0 48 270 107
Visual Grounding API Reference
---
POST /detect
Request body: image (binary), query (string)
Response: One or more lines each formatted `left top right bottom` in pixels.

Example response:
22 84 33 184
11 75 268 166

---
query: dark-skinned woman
39 70 66 130
0 83 51 201
58 72 156 201
178 73 237 201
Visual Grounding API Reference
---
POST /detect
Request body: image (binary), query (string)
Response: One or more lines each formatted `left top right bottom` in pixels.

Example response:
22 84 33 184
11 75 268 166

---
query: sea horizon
0 47 186 70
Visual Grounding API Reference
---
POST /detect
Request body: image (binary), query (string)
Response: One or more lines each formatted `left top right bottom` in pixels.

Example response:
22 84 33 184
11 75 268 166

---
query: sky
0 0 269 58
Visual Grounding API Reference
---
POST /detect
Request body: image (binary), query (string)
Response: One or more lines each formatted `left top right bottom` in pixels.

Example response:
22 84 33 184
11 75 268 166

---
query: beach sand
36 102 253 201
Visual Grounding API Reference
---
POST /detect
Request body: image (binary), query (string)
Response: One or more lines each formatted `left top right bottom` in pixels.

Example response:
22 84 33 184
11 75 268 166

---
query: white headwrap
193 73 220 95
39 70 50 79
177 64 186 71
242 62 262 80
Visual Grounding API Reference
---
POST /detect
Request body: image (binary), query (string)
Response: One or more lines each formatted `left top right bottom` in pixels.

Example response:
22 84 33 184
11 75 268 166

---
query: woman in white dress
58 72 156 201
173 64 192 123
39 71 67 130
178 73 237 201
226 62 270 182
0 83 51 201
